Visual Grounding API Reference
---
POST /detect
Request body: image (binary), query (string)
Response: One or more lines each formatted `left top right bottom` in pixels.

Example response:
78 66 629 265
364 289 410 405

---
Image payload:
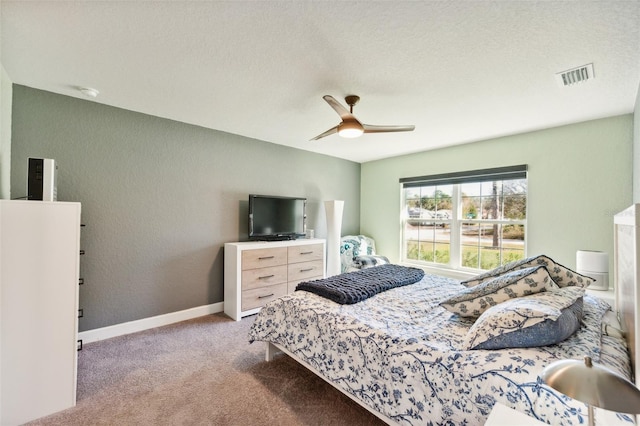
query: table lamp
541 356 640 426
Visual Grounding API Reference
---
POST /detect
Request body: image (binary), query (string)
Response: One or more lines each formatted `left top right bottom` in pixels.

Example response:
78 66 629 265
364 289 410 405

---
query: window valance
400 165 528 188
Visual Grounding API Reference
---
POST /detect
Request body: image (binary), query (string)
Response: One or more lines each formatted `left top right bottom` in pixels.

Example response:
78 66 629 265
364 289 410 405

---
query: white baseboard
78 302 225 344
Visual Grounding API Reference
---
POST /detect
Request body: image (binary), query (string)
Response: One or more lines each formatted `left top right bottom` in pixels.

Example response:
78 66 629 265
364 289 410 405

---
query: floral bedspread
248 273 633 425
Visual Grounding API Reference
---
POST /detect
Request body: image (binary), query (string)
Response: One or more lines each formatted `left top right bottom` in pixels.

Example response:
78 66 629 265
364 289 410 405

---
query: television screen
249 195 306 240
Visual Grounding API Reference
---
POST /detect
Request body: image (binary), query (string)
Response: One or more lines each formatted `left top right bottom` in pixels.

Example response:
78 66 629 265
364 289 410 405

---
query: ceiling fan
311 95 415 141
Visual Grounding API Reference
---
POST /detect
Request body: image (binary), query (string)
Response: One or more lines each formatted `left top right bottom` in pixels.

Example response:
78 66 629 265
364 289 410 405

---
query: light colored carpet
27 313 385 425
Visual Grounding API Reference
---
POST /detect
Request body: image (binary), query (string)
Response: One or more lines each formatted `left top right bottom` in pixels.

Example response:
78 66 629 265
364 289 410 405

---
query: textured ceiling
1 1 639 163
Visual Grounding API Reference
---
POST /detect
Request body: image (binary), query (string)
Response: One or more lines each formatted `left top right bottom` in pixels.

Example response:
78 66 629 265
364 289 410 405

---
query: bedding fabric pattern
248 274 632 426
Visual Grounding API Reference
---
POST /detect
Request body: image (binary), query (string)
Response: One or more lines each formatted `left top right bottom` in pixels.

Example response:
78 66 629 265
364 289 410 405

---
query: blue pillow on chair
340 235 378 273
352 255 390 270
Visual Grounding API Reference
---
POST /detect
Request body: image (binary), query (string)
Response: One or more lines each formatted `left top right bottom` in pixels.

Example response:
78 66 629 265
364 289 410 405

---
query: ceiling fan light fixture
311 95 414 141
338 120 364 138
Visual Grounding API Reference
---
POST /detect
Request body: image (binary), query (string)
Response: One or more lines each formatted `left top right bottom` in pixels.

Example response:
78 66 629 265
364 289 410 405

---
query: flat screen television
248 194 307 240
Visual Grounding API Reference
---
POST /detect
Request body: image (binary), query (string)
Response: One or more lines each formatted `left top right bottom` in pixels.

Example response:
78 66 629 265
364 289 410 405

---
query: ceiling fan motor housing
344 95 360 110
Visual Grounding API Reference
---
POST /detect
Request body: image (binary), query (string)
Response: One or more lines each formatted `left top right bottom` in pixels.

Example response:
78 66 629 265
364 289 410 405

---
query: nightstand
485 403 546 425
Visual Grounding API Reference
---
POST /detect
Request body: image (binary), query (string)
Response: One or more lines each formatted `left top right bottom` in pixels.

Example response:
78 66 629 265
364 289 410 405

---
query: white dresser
0 200 81 425
224 239 325 320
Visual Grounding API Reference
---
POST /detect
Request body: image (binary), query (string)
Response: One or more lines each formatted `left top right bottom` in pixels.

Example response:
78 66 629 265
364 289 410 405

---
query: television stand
223 238 326 320
254 235 298 242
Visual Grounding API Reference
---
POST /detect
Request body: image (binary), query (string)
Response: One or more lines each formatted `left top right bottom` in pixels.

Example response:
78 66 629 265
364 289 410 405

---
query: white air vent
556 63 594 87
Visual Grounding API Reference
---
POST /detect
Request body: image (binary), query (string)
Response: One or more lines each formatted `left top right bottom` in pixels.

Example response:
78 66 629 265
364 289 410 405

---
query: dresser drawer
288 243 324 264
242 247 287 270
288 260 324 282
242 265 287 290
241 283 288 311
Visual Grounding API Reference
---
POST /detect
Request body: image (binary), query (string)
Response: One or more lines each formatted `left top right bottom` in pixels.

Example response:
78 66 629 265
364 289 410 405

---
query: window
400 165 527 272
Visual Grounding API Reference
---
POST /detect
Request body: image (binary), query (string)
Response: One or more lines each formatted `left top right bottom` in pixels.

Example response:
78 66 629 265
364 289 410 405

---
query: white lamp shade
337 120 364 138
542 356 640 414
324 200 344 277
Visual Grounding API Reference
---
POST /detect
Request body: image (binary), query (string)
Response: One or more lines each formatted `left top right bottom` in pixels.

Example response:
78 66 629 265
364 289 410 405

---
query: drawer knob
258 256 275 260
300 268 314 272
258 274 275 279
300 251 313 255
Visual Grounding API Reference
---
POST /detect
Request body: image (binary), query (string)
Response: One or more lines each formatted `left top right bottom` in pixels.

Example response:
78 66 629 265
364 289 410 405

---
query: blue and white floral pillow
460 254 594 289
440 265 558 317
464 286 585 350
340 235 377 273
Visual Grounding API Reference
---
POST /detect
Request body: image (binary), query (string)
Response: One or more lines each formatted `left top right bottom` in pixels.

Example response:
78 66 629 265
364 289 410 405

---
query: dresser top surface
226 238 325 249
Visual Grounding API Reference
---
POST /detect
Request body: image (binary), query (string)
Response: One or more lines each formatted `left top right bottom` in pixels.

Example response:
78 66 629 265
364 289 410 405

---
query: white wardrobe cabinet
0 200 81 425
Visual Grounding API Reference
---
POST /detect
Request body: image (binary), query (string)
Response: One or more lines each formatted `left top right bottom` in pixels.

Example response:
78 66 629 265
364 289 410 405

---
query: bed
248 205 640 425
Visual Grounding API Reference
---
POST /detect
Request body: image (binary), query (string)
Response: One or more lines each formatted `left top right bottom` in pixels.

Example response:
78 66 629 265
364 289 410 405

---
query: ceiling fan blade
323 95 356 121
362 124 415 134
310 125 339 141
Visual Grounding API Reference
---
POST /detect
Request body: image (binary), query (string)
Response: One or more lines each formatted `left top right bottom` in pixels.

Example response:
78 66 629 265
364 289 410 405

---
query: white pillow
440 265 558 317
460 254 594 289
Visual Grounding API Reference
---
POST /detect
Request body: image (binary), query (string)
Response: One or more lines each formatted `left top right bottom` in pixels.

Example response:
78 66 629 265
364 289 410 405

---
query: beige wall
361 115 633 272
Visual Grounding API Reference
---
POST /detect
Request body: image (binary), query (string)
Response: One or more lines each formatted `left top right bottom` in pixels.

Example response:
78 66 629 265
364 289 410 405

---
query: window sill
585 287 615 308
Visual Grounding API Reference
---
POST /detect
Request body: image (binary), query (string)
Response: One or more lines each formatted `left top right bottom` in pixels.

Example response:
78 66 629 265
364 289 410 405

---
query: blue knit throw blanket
296 264 425 305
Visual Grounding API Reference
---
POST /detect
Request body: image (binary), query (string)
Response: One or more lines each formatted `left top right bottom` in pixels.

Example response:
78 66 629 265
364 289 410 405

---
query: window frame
399 165 527 274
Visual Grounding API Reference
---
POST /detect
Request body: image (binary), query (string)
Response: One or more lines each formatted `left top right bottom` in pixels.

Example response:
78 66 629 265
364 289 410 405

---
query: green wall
361 115 633 273
10 85 361 331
